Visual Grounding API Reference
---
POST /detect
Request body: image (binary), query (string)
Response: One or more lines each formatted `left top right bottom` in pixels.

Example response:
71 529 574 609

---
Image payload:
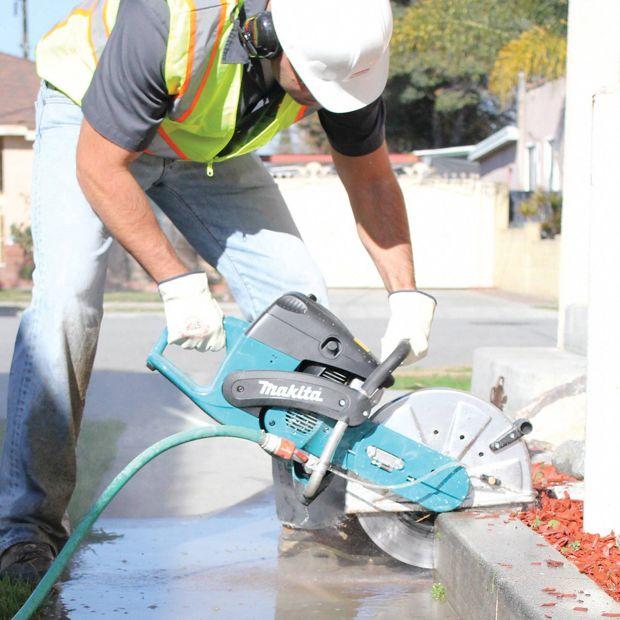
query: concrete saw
146 292 534 569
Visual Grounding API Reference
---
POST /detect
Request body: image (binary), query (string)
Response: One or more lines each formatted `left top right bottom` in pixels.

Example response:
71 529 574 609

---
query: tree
489 26 567 103
385 0 568 151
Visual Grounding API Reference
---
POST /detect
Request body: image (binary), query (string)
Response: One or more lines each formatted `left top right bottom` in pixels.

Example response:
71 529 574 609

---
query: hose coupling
260 433 308 463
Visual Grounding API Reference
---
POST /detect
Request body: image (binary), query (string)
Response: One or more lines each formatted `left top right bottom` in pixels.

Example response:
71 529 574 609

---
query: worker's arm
331 142 415 292
332 142 436 364
76 119 185 282
76 120 224 351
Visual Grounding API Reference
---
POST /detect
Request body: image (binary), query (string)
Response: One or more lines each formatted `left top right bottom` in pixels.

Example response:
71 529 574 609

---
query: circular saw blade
357 511 436 569
355 388 534 567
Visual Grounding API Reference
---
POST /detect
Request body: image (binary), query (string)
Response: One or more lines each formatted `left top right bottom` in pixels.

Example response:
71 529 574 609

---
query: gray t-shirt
82 0 385 157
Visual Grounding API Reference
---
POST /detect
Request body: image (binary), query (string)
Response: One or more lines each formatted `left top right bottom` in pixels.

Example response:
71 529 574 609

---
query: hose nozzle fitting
260 433 308 462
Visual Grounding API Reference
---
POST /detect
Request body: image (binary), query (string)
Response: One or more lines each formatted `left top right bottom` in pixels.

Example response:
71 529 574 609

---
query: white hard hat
270 0 393 113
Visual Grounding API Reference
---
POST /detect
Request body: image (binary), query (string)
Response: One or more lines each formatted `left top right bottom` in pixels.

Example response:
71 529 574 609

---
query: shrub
519 191 562 238
9 223 34 281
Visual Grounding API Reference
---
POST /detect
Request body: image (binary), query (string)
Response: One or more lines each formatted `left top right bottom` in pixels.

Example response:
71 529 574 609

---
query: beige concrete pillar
557 0 620 354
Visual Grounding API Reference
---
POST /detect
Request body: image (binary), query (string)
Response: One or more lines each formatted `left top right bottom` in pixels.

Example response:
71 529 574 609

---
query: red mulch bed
517 464 620 602
531 462 577 490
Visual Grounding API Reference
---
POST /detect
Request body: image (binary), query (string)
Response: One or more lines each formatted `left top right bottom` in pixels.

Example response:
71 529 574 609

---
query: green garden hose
13 425 264 620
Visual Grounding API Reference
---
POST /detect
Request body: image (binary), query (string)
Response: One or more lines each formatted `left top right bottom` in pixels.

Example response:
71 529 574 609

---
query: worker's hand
158 272 226 352
380 290 436 366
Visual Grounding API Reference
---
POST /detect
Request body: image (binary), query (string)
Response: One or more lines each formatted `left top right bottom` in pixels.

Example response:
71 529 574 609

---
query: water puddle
42 492 456 619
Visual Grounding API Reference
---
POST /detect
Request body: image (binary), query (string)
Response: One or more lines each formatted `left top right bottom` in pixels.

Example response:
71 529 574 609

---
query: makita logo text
258 380 324 402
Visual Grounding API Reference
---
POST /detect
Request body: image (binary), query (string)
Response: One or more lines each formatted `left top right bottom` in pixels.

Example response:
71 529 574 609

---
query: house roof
413 145 476 159
0 52 39 132
261 153 420 165
468 125 518 162
261 154 334 165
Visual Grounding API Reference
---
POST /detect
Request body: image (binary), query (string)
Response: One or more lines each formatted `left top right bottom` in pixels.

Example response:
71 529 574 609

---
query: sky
0 1 77 59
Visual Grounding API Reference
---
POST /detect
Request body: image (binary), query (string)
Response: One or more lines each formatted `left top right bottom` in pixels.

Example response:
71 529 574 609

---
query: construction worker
0 0 436 582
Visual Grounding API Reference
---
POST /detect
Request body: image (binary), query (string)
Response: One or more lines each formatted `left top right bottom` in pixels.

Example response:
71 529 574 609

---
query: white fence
278 173 503 289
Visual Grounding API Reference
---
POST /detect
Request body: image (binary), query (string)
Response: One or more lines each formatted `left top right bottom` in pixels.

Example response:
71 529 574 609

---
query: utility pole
14 0 29 59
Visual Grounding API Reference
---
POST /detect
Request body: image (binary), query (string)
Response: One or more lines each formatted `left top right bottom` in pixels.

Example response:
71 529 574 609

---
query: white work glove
158 272 226 352
380 290 437 366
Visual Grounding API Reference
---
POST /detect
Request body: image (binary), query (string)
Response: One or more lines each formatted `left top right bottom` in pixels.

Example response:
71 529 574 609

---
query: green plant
9 223 34 281
547 519 560 529
560 540 580 554
431 582 447 602
392 367 472 391
0 576 34 620
519 191 562 238
68 419 126 521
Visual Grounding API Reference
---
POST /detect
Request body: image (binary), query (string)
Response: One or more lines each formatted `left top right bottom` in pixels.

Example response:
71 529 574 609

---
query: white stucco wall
585 85 620 536
558 0 620 353
0 142 554 296
494 223 561 302
279 174 501 289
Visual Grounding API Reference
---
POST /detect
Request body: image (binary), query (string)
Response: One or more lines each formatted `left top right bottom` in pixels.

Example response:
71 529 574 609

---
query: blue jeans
0 83 345 556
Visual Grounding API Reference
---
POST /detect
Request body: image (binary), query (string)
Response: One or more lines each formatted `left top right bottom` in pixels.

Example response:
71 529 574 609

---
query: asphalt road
0 288 556 619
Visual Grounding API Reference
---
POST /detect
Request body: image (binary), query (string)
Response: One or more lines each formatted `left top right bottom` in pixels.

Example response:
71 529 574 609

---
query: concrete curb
435 510 620 619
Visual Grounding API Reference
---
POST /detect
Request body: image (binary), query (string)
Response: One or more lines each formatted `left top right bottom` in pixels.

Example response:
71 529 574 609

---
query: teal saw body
147 313 470 513
147 293 533 569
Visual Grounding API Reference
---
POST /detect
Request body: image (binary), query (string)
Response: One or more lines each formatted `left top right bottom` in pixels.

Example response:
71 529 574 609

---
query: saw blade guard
353 388 534 568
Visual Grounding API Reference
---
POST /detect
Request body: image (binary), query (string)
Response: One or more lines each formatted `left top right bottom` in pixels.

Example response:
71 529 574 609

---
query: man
0 0 436 582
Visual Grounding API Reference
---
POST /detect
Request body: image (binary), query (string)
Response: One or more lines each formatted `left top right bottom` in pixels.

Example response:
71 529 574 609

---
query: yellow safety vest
36 0 309 170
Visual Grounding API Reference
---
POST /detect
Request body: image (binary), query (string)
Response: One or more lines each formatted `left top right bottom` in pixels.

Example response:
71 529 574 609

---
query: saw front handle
302 339 411 502
362 340 411 396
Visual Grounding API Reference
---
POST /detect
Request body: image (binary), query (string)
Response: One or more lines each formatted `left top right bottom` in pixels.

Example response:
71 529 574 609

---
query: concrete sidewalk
436 510 620 619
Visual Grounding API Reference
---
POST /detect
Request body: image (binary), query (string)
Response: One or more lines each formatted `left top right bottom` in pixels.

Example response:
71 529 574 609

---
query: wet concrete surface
44 492 457 619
